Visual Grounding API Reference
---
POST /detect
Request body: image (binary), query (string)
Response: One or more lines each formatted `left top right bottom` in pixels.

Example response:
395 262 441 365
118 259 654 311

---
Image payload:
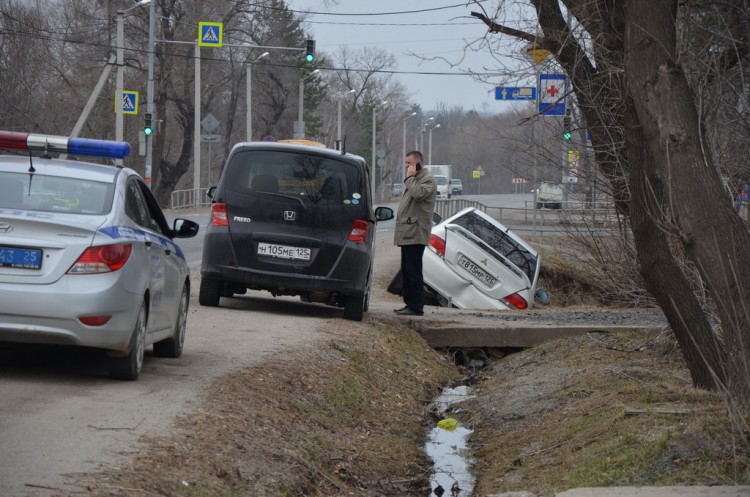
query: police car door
125 178 170 333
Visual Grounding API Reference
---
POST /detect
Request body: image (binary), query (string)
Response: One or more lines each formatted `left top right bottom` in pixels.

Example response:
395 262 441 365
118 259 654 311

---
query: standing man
394 150 437 316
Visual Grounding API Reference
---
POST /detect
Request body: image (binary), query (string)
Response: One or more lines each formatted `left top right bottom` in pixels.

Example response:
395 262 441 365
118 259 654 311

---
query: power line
237 1 489 17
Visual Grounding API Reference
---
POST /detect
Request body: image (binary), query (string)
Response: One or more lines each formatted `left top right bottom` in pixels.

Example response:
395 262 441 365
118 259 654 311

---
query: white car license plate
457 255 496 287
257 242 311 261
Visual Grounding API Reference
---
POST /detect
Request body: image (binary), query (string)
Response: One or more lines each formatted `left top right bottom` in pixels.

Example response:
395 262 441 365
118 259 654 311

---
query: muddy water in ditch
425 385 476 497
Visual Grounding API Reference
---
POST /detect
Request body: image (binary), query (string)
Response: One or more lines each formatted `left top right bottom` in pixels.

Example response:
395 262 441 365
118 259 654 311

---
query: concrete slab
488 486 750 497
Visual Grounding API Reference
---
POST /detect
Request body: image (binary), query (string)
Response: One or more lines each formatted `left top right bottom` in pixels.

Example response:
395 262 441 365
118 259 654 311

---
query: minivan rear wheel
343 293 365 321
199 278 221 306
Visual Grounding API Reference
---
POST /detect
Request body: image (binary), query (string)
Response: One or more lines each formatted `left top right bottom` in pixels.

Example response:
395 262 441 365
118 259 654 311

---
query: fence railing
171 188 211 210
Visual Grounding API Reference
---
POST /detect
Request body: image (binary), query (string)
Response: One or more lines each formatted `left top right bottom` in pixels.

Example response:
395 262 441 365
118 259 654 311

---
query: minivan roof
229 141 366 165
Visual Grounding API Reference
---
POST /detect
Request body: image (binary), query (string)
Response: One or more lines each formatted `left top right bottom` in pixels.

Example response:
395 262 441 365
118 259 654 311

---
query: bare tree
470 0 750 401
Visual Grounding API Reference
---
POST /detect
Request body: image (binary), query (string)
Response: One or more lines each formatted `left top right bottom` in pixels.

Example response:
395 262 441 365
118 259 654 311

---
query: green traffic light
562 131 571 140
144 127 153 136
305 54 314 63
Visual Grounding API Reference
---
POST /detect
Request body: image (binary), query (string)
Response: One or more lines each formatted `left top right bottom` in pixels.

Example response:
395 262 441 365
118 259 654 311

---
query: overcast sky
286 0 529 112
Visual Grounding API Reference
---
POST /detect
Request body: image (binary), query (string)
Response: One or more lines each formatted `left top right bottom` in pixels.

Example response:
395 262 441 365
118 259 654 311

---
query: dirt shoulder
68 236 748 496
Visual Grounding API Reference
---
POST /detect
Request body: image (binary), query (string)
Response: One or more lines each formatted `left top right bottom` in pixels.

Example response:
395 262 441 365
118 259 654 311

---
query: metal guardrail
434 198 486 220
171 188 211 210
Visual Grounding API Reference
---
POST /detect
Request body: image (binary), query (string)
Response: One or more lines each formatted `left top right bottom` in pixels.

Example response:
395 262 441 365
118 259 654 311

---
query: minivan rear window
452 210 538 282
225 150 365 206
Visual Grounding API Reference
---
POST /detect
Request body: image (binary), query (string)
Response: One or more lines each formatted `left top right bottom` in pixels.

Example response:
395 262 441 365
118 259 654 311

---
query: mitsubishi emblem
283 211 296 221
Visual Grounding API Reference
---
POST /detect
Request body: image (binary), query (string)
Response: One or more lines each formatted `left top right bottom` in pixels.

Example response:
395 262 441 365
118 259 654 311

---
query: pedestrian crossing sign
198 22 223 48
115 91 139 115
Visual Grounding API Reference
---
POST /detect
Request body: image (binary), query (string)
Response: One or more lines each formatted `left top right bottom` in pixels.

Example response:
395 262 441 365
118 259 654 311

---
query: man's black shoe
395 307 423 316
394 305 410 313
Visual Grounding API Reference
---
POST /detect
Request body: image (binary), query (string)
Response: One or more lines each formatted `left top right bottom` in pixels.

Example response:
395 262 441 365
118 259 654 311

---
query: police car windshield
0 171 113 215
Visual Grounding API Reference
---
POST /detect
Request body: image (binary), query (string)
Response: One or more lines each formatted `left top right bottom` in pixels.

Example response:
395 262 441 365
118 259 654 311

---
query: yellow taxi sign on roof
277 139 327 148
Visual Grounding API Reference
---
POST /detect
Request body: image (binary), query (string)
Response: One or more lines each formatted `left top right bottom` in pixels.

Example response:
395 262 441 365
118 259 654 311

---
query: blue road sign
495 87 536 101
115 91 139 115
198 22 223 48
539 74 567 116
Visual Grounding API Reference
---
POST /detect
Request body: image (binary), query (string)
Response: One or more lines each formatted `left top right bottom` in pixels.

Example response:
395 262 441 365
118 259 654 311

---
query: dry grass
69 232 750 497
76 320 461 497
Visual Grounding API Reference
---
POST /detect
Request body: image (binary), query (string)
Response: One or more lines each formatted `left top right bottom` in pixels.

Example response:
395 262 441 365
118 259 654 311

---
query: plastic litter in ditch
425 385 475 497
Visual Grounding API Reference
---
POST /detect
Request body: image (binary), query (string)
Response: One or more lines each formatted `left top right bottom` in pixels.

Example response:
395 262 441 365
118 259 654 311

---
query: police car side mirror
173 218 200 238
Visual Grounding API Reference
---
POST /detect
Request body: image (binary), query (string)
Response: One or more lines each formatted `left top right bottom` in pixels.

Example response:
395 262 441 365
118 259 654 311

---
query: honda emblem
283 211 296 221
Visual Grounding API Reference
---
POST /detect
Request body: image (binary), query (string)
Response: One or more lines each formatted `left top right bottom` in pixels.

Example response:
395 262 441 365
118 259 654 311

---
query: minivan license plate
457 255 496 287
257 242 311 261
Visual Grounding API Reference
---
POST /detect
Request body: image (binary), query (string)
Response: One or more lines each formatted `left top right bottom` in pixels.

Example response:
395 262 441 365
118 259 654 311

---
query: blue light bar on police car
0 131 130 159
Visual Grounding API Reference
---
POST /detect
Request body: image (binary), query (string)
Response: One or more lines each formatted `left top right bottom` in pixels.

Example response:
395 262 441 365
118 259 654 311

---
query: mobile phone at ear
416 162 422 171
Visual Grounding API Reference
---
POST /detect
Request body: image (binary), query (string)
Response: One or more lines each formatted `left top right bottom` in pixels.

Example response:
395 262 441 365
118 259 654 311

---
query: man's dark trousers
400 244 426 312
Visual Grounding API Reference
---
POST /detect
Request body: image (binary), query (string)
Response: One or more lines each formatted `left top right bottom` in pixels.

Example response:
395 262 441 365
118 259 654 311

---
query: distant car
449 179 463 195
392 183 403 197
0 131 200 380
200 141 394 321
534 182 563 209
423 207 543 310
434 174 451 199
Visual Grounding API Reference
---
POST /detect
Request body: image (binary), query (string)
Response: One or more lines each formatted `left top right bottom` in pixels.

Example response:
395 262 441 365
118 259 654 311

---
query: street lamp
115 0 151 165
297 69 320 139
371 99 387 199
419 117 434 152
144 0 156 186
428 123 441 165
401 111 417 183
336 89 356 148
246 51 269 141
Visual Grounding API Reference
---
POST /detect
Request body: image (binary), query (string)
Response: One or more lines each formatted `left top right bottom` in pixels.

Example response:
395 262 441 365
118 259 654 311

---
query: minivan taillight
211 203 228 226
429 234 446 256
504 293 528 310
68 244 133 274
348 220 370 243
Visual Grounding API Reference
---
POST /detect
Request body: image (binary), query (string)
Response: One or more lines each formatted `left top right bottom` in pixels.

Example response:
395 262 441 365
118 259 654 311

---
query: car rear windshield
452 210 538 282
0 171 113 215
225 150 365 206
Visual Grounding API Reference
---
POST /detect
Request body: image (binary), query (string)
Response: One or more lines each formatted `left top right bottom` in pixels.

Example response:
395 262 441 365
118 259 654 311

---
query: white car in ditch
422 207 545 310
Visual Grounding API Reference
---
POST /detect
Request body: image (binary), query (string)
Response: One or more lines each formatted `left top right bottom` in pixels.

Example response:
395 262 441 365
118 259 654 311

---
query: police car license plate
0 246 43 269
457 255 496 287
257 242 311 261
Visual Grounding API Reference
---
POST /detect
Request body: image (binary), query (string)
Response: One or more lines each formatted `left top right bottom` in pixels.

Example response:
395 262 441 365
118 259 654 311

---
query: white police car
0 131 199 380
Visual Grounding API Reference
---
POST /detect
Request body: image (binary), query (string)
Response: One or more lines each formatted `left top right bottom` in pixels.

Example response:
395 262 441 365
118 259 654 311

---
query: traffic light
144 113 153 136
562 111 571 140
305 39 315 63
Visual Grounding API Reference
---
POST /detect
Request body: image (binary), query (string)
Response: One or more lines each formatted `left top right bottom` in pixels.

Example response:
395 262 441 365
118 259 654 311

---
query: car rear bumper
423 250 513 310
0 274 143 351
202 245 372 297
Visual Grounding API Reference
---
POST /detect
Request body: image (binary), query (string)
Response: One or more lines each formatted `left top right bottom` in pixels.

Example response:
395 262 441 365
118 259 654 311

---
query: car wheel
199 278 221 306
153 284 188 358
107 301 146 381
343 293 365 321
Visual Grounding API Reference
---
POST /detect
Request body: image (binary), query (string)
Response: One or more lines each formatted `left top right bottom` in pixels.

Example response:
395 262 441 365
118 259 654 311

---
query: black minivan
199 141 394 321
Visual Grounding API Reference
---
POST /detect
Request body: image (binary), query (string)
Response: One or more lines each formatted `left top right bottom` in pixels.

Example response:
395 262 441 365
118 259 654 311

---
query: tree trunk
625 0 750 410
623 96 727 390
